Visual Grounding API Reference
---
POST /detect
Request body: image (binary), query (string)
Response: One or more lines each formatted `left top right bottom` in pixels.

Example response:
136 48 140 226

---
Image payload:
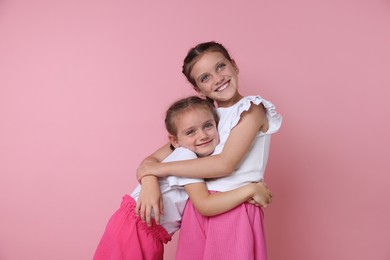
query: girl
93 96 272 260
137 41 282 260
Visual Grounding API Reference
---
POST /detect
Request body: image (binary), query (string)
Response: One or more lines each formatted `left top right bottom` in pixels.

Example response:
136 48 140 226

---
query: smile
215 81 229 92
197 140 213 146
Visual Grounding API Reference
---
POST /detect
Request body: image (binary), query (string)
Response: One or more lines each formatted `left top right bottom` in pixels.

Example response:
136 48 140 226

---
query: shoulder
237 96 268 131
236 96 266 117
163 147 197 163
218 96 267 132
237 96 267 120
248 95 282 134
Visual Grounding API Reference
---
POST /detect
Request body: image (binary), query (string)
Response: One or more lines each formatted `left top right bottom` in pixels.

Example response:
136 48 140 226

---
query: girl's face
170 107 219 157
190 51 242 108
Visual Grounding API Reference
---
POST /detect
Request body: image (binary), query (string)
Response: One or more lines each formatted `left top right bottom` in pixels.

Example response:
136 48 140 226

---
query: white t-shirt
130 147 202 235
206 95 282 192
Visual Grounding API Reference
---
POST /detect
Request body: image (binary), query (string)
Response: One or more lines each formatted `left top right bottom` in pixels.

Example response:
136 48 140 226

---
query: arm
141 143 173 164
184 181 272 217
135 143 172 226
137 104 268 180
135 176 162 226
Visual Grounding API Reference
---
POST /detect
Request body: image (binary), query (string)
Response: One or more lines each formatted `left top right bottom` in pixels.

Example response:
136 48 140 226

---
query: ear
168 134 180 148
193 86 207 99
231 59 239 74
198 92 207 99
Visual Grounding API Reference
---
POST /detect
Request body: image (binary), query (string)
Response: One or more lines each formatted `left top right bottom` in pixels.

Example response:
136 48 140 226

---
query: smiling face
190 51 242 108
169 107 219 157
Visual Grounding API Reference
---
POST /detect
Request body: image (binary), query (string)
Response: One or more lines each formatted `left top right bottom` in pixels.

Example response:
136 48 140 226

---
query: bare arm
137 104 268 180
141 143 173 163
184 181 272 217
136 104 268 224
135 143 172 226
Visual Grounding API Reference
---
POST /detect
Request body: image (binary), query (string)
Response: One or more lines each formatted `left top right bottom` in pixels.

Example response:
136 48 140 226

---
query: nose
198 130 209 140
213 73 224 85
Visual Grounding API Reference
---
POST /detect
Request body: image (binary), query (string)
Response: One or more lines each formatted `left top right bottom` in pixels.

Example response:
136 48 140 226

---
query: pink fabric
175 194 267 260
93 195 171 260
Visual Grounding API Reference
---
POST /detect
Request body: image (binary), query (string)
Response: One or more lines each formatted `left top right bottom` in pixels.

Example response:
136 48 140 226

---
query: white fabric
206 95 282 192
130 95 282 233
130 147 202 235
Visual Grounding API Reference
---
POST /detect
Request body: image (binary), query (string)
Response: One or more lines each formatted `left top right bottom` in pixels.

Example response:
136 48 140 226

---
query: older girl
137 42 282 259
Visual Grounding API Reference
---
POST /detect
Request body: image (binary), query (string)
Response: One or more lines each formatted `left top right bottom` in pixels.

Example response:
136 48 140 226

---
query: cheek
213 130 220 141
215 133 220 142
208 129 218 138
197 82 211 92
182 136 195 145
176 136 189 146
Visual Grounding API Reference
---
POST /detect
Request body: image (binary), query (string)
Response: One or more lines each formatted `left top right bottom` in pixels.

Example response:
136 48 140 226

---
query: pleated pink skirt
175 194 267 260
93 195 171 260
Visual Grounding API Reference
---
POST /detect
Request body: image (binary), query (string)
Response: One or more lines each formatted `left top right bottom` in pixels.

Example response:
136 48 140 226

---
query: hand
247 198 261 207
135 176 164 226
136 161 162 181
251 181 273 208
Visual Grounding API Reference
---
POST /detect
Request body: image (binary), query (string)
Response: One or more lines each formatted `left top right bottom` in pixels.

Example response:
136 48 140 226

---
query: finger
154 204 160 225
140 203 146 222
145 206 152 227
159 198 164 215
247 199 256 204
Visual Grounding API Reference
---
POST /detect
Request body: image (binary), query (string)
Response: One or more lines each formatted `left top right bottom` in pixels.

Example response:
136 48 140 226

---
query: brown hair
182 41 234 88
165 96 219 150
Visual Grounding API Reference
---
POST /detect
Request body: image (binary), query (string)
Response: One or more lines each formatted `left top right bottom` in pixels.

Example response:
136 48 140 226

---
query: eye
185 130 195 136
217 63 226 71
200 75 209 83
204 122 214 129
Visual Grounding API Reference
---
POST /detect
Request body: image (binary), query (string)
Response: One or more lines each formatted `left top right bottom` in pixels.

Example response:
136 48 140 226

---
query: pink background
1 1 389 259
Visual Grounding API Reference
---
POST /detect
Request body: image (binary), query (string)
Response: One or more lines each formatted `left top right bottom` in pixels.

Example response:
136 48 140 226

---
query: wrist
248 183 257 197
140 175 158 184
156 164 167 177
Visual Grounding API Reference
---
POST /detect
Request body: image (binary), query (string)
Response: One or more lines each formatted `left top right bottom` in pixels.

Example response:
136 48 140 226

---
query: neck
216 93 243 108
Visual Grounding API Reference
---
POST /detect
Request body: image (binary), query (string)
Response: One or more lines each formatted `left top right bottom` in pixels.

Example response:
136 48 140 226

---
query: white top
130 147 202 235
131 96 282 233
206 95 282 192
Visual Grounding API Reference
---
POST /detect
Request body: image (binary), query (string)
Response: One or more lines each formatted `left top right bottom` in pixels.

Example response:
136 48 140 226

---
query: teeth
216 83 228 92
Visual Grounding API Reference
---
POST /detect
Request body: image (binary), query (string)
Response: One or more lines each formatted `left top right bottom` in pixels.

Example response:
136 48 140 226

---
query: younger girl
137 41 282 259
93 96 271 260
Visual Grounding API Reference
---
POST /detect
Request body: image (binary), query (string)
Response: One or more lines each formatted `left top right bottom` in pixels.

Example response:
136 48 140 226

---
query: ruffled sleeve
230 95 282 134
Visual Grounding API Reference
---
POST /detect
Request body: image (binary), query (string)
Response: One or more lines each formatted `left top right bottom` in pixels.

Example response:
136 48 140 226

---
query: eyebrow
203 119 214 125
180 118 214 133
180 126 195 134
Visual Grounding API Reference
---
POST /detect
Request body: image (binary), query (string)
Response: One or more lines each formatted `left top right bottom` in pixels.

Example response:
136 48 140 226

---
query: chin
197 151 213 157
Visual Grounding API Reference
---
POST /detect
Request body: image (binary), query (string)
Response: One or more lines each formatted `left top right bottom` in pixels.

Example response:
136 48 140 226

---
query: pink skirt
175 193 267 260
93 195 171 260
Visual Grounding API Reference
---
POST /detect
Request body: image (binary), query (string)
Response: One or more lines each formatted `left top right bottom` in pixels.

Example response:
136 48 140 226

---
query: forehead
174 107 214 128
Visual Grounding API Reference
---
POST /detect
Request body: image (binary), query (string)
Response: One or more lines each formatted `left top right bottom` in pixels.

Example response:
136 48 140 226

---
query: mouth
215 81 229 92
197 140 213 146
